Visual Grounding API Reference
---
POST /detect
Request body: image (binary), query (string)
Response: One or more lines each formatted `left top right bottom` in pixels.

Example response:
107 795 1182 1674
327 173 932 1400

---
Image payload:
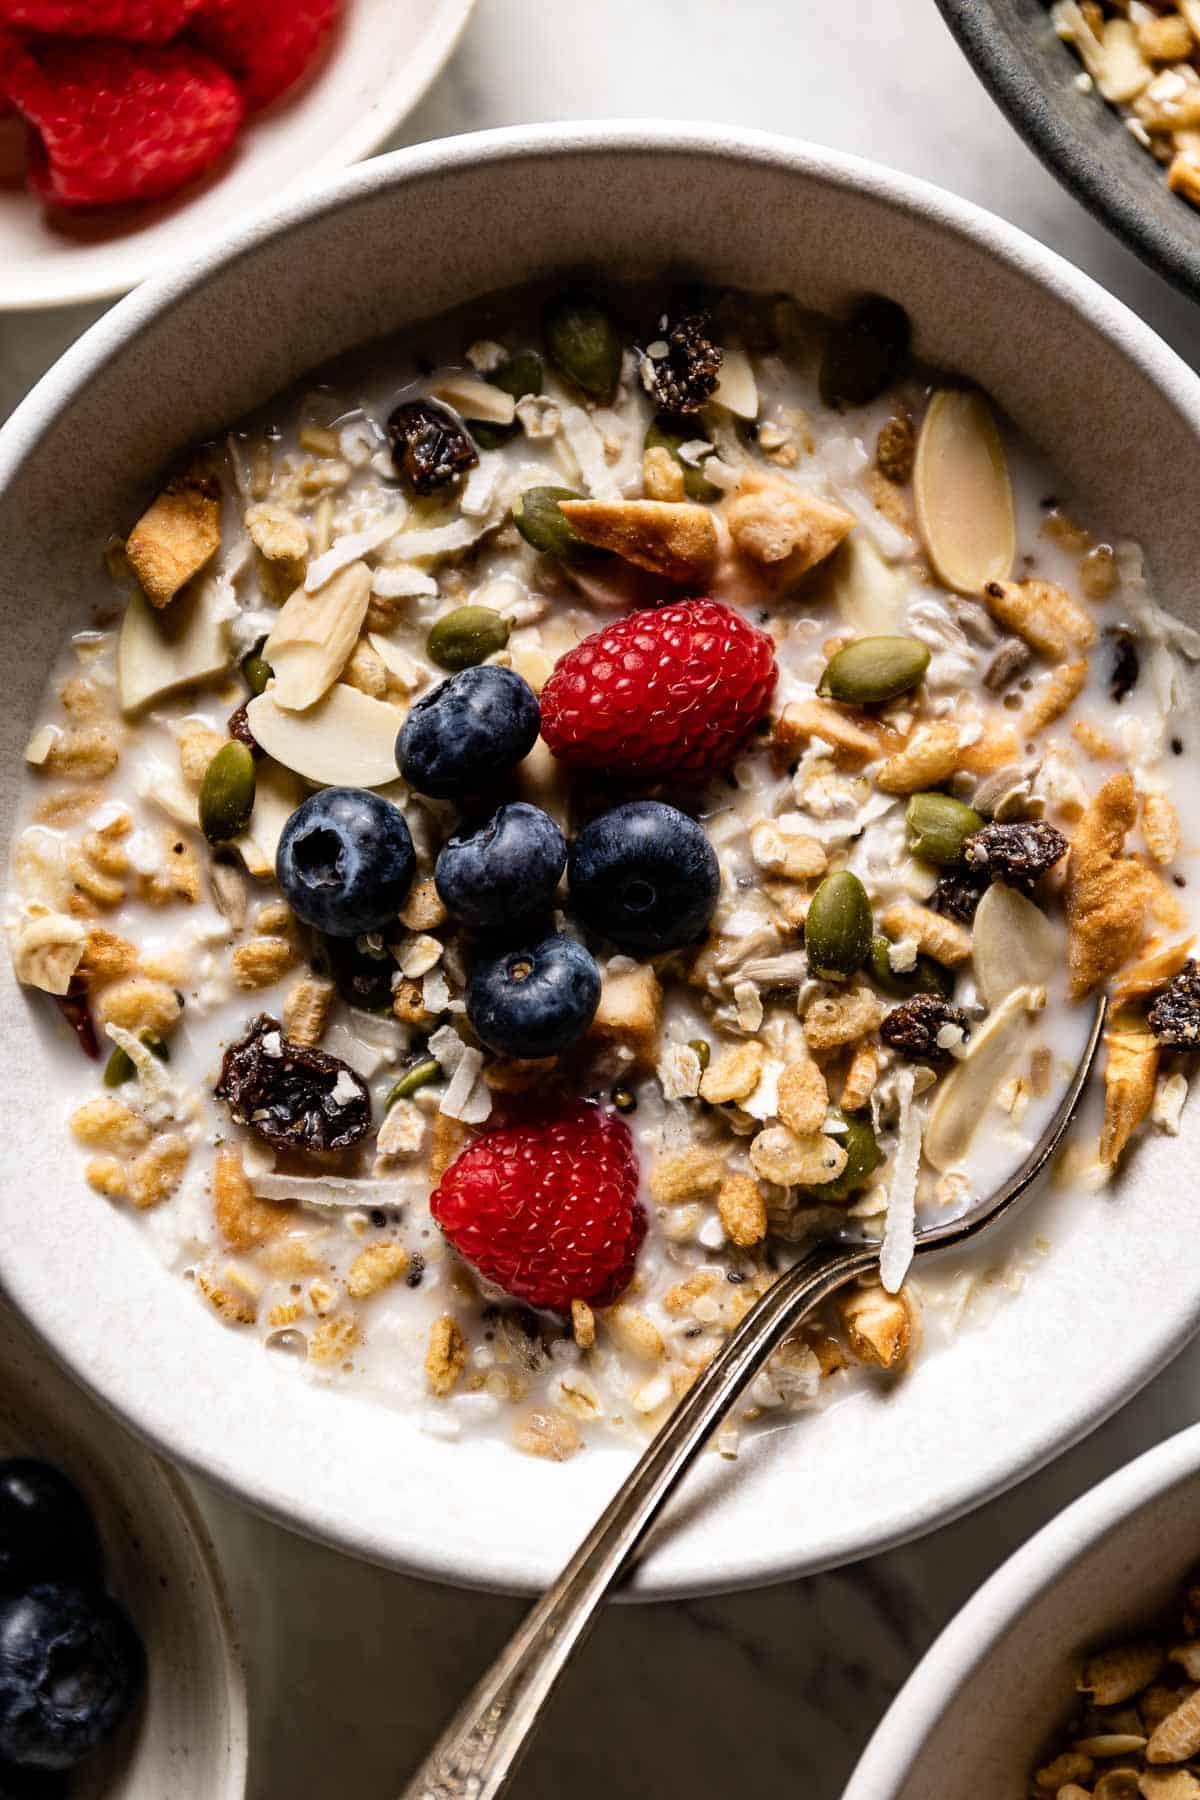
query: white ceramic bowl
2 124 1200 1599
845 1422 1200 1798
0 0 475 311
0 1302 247 1799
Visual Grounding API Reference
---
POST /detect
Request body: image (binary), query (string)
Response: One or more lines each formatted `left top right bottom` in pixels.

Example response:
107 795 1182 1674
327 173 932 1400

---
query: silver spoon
400 993 1107 1800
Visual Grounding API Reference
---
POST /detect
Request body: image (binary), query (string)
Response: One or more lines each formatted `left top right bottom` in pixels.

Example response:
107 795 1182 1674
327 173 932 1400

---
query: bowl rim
0 0 477 314
933 0 1200 303
844 1420 1200 1799
5 121 1200 1598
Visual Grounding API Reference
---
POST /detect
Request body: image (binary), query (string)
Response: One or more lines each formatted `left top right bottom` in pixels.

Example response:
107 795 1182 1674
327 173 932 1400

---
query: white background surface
4 2 1200 1794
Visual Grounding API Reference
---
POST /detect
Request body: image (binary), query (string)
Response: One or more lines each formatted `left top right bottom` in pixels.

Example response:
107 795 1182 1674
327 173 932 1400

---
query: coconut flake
370 565 438 600
560 405 619 500
460 456 502 519
304 514 407 591
439 1046 491 1124
383 517 492 563
880 1067 922 1293
250 1171 421 1210
658 1042 703 1101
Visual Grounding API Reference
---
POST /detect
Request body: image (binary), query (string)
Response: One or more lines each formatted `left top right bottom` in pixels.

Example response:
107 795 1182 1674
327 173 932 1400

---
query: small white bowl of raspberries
0 0 476 310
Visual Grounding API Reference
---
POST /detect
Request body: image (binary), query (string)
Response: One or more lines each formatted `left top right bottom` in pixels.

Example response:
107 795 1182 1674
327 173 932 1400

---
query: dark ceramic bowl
936 0 1200 300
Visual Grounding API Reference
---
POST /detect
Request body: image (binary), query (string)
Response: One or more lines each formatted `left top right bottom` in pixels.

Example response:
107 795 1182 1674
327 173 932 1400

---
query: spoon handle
399 1238 881 1800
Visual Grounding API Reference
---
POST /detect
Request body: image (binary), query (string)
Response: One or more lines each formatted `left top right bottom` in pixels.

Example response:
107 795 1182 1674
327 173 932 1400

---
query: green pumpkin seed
427 605 511 672
819 295 911 409
644 416 720 503
103 1030 168 1088
804 871 872 980
544 296 623 401
867 934 954 1001
385 1057 441 1106
199 740 256 845
688 1037 712 1071
800 1109 883 1201
817 635 930 706
905 792 984 866
471 351 545 449
512 485 595 563
241 642 273 697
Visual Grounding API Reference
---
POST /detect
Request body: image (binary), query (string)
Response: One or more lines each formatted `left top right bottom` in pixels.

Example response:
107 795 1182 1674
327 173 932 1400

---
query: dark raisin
961 820 1068 892
215 1014 370 1153
642 311 722 415
875 414 915 484
1149 962 1200 1048
52 979 99 1060
387 400 479 495
1109 629 1140 704
931 868 986 924
227 700 264 759
880 994 970 1062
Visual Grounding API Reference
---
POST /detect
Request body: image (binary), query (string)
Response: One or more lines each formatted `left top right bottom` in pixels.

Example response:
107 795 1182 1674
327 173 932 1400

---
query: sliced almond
232 759 306 878
264 562 371 711
914 389 1015 595
116 577 233 715
972 883 1059 1007
431 372 516 426
924 985 1032 1172
558 499 717 584
712 347 758 418
246 685 404 788
819 533 907 635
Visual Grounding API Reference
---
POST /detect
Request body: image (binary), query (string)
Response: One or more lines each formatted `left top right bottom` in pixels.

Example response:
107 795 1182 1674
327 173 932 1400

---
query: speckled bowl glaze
1 125 1200 1599
0 1303 247 1799
845 1423 1200 1798
936 0 1200 302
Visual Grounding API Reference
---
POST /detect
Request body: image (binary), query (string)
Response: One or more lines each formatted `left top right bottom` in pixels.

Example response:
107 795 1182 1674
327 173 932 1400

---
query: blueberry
277 787 415 938
396 666 540 800
0 1464 101 1592
0 1584 144 1772
568 801 719 954
435 803 566 931
467 935 600 1058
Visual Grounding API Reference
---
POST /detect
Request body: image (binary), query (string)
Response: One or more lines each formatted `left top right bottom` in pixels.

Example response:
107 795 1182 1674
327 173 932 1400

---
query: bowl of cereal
936 0 1200 302
845 1422 1200 1799
1 123 1199 1598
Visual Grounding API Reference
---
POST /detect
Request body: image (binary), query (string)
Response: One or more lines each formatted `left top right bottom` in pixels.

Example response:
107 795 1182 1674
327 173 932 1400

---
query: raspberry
0 0 202 42
539 597 777 785
193 0 342 111
6 39 242 209
431 1102 645 1311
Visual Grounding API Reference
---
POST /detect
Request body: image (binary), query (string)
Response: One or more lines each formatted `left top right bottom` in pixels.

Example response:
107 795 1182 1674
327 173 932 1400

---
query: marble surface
4 1 1200 1794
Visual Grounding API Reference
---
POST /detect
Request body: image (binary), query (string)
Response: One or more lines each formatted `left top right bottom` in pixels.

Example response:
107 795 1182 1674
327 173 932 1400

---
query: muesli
7 281 1197 1460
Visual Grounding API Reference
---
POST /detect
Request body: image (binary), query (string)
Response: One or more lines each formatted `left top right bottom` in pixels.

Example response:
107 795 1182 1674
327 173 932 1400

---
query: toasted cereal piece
513 1407 582 1461
43 728 120 781
879 900 973 966
127 1133 189 1209
197 1266 258 1327
750 1125 847 1186
642 445 686 501
803 984 884 1054
95 977 182 1038
1148 1687 1200 1764
875 722 961 795
1143 788 1183 865
425 1315 467 1396
1144 1683 1191 1733
700 1039 766 1104
717 1172 767 1247
258 1235 327 1281
244 502 308 564
956 728 1025 777
774 699 893 766
85 1156 128 1200
982 576 1095 658
213 1145 292 1251
430 1113 473 1181
126 460 221 609
1033 1753 1094 1792
231 936 297 991
606 1306 664 1361
177 722 226 789
590 964 663 1063
866 467 912 533
1021 659 1089 737
1102 1019 1165 1166
309 1316 361 1365
1145 868 1189 933
399 877 449 933
347 1243 410 1299
724 468 854 576
282 973 335 1046
777 1059 829 1134
1079 1641 1167 1707
840 1284 917 1369
139 835 202 907
393 978 434 1028
67 843 125 909
648 1147 725 1204
1168 150 1200 207
750 821 827 882
571 1298 596 1349
558 498 717 584
1112 937 1196 1008
58 676 106 721
663 1272 722 1317
1073 718 1115 760
1139 1770 1200 1800
1066 773 1147 997
1138 11 1194 58
840 1043 879 1112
